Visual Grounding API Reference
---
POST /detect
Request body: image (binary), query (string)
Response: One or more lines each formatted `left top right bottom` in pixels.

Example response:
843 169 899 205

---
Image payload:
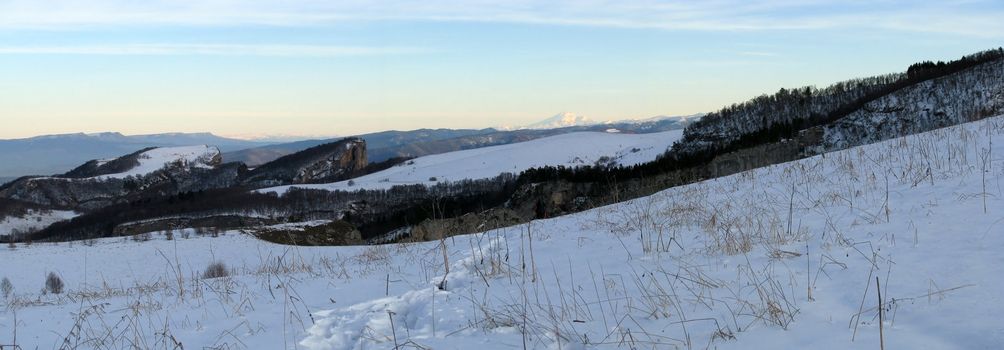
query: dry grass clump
201 261 230 279
45 271 64 294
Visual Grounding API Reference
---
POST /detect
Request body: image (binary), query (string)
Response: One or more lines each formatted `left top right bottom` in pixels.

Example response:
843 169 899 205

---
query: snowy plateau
1 115 1002 349
261 130 683 194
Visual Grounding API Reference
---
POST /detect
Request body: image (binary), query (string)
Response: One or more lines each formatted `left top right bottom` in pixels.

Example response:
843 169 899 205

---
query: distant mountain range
0 132 268 180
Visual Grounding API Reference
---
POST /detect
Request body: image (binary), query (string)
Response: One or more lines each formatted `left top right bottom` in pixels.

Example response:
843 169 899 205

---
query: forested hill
671 48 1004 163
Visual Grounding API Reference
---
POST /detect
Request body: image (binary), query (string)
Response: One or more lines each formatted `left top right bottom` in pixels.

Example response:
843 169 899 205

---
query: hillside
0 145 232 210
224 128 497 166
1 115 1000 348
261 130 683 193
0 132 265 179
241 138 368 187
65 145 220 180
224 119 691 167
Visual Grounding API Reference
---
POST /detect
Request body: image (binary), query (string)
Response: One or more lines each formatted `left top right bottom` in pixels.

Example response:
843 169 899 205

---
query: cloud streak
0 0 1002 37
0 44 430 56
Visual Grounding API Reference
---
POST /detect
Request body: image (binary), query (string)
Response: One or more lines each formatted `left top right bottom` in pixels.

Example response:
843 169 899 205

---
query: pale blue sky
0 0 1002 139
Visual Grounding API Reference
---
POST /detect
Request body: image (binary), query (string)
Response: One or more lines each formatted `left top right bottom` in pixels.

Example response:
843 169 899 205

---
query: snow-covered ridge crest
89 145 220 180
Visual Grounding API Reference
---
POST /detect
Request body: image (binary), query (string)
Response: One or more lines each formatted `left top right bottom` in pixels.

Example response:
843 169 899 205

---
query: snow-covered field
0 209 78 237
262 130 683 194
2 116 1003 349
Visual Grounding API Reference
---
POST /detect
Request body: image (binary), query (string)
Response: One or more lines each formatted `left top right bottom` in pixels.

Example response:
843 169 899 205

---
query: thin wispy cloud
739 51 780 57
0 0 1001 37
0 44 430 56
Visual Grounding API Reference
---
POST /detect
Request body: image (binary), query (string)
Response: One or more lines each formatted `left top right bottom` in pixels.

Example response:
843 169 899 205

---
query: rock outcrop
241 138 367 187
403 208 527 243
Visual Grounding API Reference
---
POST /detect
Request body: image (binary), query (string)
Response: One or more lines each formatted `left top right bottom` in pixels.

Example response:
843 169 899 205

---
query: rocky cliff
241 138 367 187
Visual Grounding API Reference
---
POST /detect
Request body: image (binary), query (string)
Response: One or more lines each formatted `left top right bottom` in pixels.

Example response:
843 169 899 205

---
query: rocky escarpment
241 138 367 187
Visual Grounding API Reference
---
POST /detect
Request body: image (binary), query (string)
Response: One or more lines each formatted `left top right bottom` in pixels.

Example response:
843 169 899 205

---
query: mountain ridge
0 132 269 179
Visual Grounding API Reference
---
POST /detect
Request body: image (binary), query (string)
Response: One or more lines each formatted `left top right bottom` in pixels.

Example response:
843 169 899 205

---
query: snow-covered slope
89 145 219 180
261 130 682 194
0 209 77 236
1 116 1002 349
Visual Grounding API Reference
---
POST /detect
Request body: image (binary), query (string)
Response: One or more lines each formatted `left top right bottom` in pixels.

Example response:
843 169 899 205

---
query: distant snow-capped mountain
496 112 595 130
615 113 705 124
501 112 703 131
523 112 596 129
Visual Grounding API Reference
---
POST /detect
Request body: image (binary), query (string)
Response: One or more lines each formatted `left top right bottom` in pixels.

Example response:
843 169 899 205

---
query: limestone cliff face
241 138 367 187
292 139 367 184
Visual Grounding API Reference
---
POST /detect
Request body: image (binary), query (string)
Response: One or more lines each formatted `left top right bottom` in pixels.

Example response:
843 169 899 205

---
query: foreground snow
1 117 1003 349
262 130 683 194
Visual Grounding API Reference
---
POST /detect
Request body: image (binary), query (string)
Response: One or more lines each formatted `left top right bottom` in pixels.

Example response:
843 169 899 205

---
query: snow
1 116 1003 349
261 130 683 194
27 145 219 182
89 145 219 180
0 210 77 236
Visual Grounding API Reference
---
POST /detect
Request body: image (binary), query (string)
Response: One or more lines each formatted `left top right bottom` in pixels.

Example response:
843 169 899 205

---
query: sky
0 0 1002 140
